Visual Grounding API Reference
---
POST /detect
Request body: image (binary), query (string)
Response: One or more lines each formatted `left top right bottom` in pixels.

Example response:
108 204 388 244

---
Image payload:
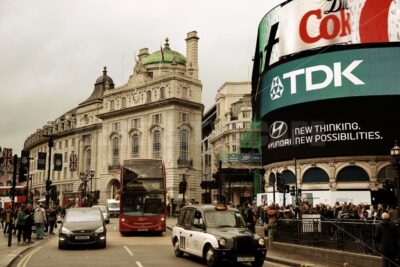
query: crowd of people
0 202 65 245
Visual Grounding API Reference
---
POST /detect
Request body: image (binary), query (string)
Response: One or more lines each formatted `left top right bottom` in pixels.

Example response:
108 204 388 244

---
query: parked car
172 204 266 267
58 207 107 249
92 205 110 224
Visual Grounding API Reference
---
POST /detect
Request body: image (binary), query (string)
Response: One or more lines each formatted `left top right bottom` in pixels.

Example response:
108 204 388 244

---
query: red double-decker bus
119 158 166 235
0 186 27 210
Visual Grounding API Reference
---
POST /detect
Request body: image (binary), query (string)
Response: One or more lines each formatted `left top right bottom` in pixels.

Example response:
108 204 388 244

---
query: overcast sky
0 0 284 153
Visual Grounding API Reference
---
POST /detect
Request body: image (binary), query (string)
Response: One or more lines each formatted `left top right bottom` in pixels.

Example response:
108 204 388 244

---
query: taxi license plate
237 256 255 262
75 236 90 240
138 229 148 232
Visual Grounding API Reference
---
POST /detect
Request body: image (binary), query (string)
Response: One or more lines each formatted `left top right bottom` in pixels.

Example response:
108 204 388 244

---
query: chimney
138 48 149 61
185 31 199 79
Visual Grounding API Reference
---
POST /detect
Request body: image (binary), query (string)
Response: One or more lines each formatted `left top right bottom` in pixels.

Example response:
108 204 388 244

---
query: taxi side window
192 211 204 228
183 209 195 227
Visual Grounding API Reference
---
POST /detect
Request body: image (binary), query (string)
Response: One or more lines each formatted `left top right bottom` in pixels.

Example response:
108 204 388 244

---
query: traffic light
290 186 295 196
276 172 285 193
50 185 58 201
179 180 187 194
297 188 302 195
18 166 28 183
285 185 290 193
46 180 52 192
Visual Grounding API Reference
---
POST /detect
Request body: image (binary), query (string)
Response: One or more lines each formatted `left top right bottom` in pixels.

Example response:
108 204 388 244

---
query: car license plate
138 228 148 232
75 236 90 240
237 256 255 262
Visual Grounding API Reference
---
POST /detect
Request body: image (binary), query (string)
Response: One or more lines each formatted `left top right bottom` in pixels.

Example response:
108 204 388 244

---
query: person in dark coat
374 212 399 267
244 203 256 233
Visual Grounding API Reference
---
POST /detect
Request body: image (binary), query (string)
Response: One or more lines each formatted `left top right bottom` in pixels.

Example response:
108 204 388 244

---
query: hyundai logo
269 121 288 139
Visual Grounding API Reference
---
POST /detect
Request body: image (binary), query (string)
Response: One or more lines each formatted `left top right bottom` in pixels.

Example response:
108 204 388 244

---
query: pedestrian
33 203 46 239
24 204 34 244
374 212 399 267
3 206 14 235
47 206 57 235
244 203 256 233
15 205 26 245
0 207 4 229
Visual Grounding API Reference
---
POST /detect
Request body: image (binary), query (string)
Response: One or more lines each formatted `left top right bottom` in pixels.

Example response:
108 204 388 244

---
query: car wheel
98 240 106 249
174 238 184 257
58 241 66 250
205 245 218 267
251 258 265 267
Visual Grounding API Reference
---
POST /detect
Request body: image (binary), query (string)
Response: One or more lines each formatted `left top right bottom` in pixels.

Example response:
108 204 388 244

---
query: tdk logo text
270 60 365 100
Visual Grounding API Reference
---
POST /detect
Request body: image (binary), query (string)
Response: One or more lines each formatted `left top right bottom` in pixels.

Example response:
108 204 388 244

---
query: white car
171 204 266 267
92 205 110 224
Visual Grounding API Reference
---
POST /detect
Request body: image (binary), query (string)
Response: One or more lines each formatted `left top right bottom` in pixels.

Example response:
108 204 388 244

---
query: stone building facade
23 31 203 205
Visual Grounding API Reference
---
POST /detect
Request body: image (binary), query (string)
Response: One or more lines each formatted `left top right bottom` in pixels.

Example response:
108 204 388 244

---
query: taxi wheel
174 239 184 257
251 259 264 267
205 246 218 267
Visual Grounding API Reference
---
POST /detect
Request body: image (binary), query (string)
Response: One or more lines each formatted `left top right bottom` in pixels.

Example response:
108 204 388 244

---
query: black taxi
171 204 266 267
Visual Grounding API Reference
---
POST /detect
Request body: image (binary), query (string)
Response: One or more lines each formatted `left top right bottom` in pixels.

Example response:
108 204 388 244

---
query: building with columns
23 31 203 206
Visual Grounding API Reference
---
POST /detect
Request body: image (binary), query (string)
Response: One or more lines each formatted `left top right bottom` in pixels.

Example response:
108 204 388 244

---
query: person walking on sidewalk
24 204 34 244
15 205 26 245
46 206 57 235
374 212 399 267
34 203 46 239
3 206 14 235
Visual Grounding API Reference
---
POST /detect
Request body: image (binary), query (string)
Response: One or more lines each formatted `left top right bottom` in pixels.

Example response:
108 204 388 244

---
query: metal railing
274 219 387 255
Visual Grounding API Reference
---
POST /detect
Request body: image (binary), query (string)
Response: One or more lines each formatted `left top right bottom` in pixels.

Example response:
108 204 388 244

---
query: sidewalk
166 217 337 267
0 229 49 267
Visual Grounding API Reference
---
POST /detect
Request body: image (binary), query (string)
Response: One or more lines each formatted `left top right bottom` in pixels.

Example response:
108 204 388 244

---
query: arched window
110 100 115 111
377 165 397 183
282 170 296 184
121 97 126 108
180 129 188 162
86 149 91 170
153 130 161 158
146 90 152 102
132 134 140 158
302 167 329 183
160 87 165 99
336 166 369 182
112 137 120 165
268 173 275 186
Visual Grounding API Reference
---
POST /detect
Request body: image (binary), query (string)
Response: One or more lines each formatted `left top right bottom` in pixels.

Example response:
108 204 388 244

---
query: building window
121 97 126 108
153 130 161 159
65 139 68 148
112 138 119 166
110 100 115 111
72 138 75 146
244 122 250 128
160 87 165 99
132 134 140 158
153 114 162 124
232 134 236 142
232 123 236 130
64 152 68 162
180 129 188 162
112 122 120 131
243 111 250 118
180 112 189 123
59 142 62 149
86 149 91 170
232 145 237 153
182 87 188 99
63 167 67 180
146 90 152 102
132 118 140 128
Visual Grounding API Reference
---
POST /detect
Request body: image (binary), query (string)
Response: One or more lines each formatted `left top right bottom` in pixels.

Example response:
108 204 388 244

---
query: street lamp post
80 171 95 207
44 136 54 208
390 140 400 212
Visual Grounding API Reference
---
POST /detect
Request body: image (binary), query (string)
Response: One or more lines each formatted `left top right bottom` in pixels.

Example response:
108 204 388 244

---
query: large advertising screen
260 45 400 164
253 0 400 78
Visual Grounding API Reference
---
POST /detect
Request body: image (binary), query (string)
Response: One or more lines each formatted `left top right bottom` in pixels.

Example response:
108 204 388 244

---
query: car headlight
218 238 227 247
95 226 105 233
61 227 72 235
258 238 265 246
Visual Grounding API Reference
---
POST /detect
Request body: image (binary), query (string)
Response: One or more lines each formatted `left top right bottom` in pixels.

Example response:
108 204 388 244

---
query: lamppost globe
390 140 400 158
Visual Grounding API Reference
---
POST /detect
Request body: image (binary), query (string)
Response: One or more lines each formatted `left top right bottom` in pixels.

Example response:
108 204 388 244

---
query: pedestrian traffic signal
276 172 285 193
297 188 302 195
50 185 58 201
285 185 290 193
18 165 28 183
179 180 187 194
290 186 295 196
46 180 52 192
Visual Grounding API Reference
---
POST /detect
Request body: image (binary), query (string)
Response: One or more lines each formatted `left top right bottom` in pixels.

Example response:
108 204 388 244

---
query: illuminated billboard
260 45 400 164
253 0 400 77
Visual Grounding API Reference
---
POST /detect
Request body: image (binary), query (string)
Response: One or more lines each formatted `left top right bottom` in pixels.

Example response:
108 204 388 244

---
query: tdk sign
270 60 364 100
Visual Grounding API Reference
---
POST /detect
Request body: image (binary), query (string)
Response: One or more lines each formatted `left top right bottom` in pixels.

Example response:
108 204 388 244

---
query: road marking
17 245 45 267
123 245 134 256
136 261 144 267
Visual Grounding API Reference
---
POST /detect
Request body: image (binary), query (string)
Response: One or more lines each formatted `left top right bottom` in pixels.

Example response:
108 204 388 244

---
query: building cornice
97 97 204 120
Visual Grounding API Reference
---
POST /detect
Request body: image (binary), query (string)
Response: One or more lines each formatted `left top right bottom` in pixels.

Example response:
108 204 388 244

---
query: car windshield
93 206 107 212
204 211 246 228
66 210 102 222
108 203 119 209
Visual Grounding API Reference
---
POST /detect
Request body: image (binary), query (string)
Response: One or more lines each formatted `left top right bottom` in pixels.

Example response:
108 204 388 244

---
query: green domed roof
142 38 186 66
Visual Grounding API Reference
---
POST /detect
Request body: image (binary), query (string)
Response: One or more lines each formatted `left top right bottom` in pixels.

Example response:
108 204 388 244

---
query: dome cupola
142 38 186 66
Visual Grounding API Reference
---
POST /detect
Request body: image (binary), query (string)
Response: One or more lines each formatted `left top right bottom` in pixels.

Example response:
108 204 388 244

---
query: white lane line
123 245 134 256
136 261 144 267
